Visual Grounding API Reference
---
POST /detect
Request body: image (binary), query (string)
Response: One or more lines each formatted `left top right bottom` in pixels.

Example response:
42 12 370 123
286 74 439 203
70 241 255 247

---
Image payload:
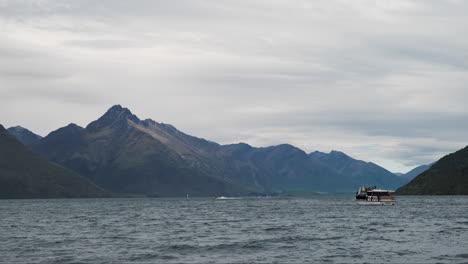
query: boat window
367 192 389 196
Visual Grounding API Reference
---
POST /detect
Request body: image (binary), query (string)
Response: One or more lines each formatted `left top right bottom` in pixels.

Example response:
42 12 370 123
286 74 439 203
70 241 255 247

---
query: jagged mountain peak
107 104 132 115
321 150 356 163
8 125 27 131
277 143 295 148
65 123 82 129
53 123 85 134
86 105 140 132
309 150 327 157
260 144 307 157
7 125 42 146
143 118 159 125
236 142 253 148
7 125 40 134
109 104 123 111
311 150 325 154
266 143 298 151
42 123 86 143
221 142 253 153
0 124 6 132
103 105 138 120
329 150 351 158
142 119 178 131
152 122 179 134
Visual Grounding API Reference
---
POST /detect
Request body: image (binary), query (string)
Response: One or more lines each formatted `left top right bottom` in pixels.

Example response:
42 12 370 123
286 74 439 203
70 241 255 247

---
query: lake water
1 196 468 263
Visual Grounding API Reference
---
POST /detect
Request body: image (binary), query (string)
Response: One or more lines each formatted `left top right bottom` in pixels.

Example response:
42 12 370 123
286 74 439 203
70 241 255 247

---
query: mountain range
2 104 454 197
30 106 247 197
309 150 406 190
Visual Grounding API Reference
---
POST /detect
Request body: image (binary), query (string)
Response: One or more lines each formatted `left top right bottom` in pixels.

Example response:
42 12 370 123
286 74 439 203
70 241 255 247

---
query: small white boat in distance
355 186 396 206
213 196 239 200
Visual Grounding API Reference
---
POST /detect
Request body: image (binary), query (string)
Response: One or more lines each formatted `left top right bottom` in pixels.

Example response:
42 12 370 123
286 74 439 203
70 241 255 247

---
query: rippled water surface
1 196 468 263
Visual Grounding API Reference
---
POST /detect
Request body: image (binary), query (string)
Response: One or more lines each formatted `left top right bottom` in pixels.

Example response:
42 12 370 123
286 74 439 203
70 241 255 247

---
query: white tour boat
355 186 396 206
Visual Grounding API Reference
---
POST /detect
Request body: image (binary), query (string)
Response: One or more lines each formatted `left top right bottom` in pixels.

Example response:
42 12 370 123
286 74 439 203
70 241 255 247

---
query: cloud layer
1 0 468 172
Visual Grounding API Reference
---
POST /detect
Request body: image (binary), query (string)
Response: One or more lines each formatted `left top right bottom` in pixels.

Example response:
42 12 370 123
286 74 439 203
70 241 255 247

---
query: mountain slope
222 144 353 193
7 126 42 146
401 164 431 182
309 150 405 190
0 124 108 199
397 147 468 195
33 105 250 196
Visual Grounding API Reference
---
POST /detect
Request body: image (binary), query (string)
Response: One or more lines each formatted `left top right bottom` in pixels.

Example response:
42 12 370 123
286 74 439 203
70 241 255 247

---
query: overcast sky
1 0 468 173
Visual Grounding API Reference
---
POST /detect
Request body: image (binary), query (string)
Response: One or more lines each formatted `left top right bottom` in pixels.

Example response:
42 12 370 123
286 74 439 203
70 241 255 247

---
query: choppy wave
1 196 468 263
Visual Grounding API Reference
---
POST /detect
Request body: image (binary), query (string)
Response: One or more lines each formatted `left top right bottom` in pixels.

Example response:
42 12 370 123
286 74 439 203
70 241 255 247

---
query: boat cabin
355 186 396 205
366 190 391 196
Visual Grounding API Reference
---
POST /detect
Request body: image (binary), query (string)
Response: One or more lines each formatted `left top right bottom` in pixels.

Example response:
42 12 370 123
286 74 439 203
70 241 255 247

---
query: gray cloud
1 0 468 172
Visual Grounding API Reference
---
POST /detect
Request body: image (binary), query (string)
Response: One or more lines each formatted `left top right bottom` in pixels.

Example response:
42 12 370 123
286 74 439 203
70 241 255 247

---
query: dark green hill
397 147 468 195
0 125 109 198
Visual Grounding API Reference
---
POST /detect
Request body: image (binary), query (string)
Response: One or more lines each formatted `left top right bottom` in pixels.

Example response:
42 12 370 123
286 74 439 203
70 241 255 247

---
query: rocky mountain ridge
7 105 413 196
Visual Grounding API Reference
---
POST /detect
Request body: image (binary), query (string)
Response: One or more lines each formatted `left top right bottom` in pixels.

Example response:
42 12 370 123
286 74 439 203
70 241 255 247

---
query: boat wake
213 196 241 200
